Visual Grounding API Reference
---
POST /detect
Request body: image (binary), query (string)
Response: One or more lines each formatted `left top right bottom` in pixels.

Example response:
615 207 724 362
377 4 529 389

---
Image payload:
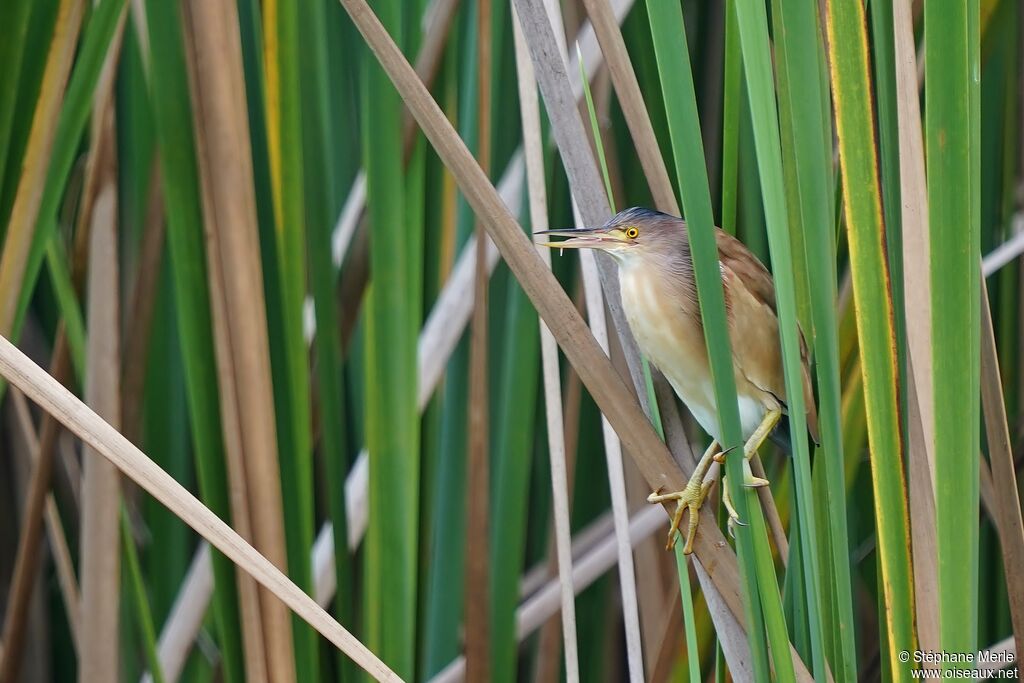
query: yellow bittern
539 207 818 554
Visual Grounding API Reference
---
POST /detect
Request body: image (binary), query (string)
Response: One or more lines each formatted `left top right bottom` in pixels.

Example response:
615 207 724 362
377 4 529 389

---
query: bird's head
535 207 688 269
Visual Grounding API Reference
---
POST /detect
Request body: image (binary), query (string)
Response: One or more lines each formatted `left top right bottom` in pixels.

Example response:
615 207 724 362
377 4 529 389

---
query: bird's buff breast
618 265 765 442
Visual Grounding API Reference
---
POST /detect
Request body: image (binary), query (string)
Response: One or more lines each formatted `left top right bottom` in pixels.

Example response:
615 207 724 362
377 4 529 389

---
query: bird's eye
625 227 639 239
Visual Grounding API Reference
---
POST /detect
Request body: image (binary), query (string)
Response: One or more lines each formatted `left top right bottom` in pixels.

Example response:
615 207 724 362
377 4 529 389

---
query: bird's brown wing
716 229 820 445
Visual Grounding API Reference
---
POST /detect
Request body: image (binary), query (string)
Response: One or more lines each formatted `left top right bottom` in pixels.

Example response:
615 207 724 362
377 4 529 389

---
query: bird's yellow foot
648 479 713 554
647 441 719 554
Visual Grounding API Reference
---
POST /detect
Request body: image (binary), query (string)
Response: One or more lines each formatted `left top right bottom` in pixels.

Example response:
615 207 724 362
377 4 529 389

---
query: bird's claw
720 478 747 539
712 445 738 464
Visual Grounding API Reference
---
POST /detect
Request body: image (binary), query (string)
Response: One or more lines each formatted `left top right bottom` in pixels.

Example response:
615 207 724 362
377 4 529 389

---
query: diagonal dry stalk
337 1 813 678
0 334 402 682
181 0 298 678
979 279 1024 661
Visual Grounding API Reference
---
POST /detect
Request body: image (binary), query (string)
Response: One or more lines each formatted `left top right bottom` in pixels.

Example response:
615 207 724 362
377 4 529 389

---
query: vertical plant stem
514 13 583 681
263 0 316 674
772 0 854 678
362 0 418 676
825 1 917 679
926 0 981 670
80 158 122 683
182 0 300 677
144 0 247 675
466 2 493 679
298 0 354 677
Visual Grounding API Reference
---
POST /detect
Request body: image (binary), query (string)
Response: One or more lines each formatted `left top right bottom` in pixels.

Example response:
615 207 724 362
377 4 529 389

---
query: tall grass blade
361 0 419 676
182 0 304 678
262 0 317 674
122 511 166 683
770 0 855 678
824 1 916 678
926 0 981 671
0 0 33 200
0 0 94 339
0 340 71 683
297 0 354 677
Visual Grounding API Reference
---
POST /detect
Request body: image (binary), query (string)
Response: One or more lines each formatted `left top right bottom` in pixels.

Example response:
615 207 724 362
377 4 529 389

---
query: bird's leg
713 409 781 487
647 441 720 554
740 408 781 487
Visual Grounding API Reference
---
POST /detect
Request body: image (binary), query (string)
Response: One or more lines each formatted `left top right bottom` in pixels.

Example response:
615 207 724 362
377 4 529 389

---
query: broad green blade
771 0 855 678
362 0 419 676
11 0 125 344
825 2 917 679
298 0 354 679
926 0 981 673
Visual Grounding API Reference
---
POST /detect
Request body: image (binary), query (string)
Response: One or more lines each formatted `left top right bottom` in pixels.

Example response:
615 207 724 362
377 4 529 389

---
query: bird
537 206 818 554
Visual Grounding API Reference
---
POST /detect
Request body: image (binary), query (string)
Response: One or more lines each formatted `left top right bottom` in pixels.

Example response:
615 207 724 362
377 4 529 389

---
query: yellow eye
625 226 639 239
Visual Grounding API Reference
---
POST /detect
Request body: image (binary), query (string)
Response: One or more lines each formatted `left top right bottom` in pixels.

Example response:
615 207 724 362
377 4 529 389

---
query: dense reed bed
0 0 1019 681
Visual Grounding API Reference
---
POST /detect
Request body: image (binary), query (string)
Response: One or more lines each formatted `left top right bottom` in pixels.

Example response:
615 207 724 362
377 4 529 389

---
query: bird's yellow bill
533 227 625 250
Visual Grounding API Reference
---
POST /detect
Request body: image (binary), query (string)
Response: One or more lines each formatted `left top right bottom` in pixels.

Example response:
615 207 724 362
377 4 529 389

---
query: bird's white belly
619 266 766 443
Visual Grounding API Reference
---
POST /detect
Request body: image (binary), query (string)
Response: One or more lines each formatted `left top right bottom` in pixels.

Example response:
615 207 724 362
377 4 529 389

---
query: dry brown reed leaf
182 0 296 677
892 0 940 657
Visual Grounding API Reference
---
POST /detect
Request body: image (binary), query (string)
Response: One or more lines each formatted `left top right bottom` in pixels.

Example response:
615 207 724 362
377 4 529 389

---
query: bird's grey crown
605 206 670 228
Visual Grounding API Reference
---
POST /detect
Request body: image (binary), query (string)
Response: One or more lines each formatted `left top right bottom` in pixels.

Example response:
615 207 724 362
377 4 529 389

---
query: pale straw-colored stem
512 6 580 681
